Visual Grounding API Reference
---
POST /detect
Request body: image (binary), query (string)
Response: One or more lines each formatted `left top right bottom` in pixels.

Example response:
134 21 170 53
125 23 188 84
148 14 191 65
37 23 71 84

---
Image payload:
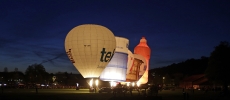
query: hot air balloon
134 37 151 84
100 36 129 82
125 53 146 82
120 49 134 85
126 57 144 82
126 50 134 75
65 24 116 79
133 54 147 84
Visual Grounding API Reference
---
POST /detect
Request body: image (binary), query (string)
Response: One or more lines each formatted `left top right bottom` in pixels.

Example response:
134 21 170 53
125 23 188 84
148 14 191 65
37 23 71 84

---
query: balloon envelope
126 57 143 82
133 54 147 84
100 36 129 82
65 24 116 78
134 37 151 61
126 50 134 76
134 37 151 84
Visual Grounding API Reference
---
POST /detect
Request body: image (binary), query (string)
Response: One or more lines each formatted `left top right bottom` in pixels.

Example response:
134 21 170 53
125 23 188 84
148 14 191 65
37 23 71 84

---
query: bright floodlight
110 82 113 87
110 82 116 87
127 82 130 87
89 79 93 87
132 82 135 87
95 79 99 86
137 82 140 87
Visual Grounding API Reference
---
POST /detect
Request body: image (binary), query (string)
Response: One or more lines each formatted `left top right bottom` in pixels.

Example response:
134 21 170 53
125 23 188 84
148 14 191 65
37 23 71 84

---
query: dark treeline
149 56 209 77
148 41 230 95
148 56 209 86
0 64 87 88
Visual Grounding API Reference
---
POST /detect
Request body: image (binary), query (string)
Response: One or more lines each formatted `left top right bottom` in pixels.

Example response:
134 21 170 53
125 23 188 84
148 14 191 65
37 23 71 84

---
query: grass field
0 88 229 100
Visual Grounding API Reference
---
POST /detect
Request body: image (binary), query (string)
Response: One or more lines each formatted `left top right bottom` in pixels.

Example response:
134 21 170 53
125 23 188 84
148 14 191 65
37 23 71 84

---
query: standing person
155 85 159 96
113 87 117 96
129 87 133 96
1 85 3 93
192 87 194 94
35 85 38 93
150 85 154 96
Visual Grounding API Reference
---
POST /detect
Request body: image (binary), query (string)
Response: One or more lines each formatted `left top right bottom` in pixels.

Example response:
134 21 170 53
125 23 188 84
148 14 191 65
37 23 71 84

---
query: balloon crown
140 37 147 43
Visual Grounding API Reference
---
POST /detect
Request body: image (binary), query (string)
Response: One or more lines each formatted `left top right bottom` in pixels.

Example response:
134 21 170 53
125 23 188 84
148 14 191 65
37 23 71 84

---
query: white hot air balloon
65 24 116 78
100 36 129 82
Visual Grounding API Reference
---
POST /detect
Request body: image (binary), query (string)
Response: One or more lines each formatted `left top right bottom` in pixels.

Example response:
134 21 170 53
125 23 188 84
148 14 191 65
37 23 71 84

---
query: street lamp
163 77 165 85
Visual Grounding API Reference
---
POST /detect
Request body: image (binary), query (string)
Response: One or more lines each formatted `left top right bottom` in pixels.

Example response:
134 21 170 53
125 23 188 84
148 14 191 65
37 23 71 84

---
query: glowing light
89 79 93 87
132 82 135 87
127 82 130 87
95 79 99 87
110 82 117 87
137 82 140 87
110 82 113 87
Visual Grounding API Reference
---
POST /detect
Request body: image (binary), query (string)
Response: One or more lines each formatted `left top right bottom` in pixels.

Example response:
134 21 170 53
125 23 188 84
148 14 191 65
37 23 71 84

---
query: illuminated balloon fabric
126 57 143 81
134 37 151 61
126 50 134 75
65 24 116 78
133 54 147 84
120 50 134 84
138 67 149 84
125 54 146 82
100 36 129 82
99 53 127 81
134 37 151 84
133 54 147 76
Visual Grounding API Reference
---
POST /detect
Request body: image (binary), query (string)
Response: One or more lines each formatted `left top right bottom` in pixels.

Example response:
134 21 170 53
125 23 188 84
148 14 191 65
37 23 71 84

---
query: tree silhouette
25 64 49 84
205 41 230 94
4 67 8 72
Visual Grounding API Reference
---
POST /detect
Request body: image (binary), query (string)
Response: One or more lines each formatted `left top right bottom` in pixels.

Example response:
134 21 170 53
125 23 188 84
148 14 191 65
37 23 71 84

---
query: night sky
1 0 230 74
